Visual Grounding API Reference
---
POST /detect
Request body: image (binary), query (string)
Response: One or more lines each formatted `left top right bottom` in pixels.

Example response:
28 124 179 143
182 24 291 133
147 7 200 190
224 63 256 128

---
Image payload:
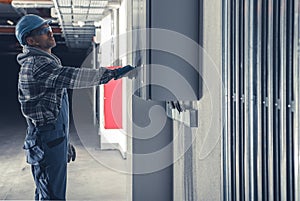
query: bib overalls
24 89 69 200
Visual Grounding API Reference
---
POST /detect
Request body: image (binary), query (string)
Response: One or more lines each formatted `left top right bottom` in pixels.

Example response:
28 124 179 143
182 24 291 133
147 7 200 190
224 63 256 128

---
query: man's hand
113 65 135 80
67 143 76 163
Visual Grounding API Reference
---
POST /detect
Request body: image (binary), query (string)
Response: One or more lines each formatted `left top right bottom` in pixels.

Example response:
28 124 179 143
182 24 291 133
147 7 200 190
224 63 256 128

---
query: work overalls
24 89 69 200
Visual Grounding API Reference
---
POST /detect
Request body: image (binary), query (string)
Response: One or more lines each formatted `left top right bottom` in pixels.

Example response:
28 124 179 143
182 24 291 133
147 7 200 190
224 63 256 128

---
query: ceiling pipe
0 26 62 34
0 0 13 3
11 0 53 8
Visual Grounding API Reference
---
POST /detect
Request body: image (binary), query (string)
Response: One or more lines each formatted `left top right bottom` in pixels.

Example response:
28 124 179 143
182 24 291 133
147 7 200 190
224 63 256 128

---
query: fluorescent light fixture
12 0 53 8
77 21 85 27
6 20 14 25
94 21 101 27
72 21 85 27
107 0 120 9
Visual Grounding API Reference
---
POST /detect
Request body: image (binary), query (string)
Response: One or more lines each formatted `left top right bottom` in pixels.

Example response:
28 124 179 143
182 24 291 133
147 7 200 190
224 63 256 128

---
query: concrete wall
195 0 222 200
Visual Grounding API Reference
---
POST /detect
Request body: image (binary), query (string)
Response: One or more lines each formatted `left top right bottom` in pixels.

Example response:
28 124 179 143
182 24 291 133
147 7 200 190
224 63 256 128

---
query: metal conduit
256 1 263 200
222 0 299 200
267 0 275 199
234 1 241 200
280 1 288 200
243 0 251 199
261 0 269 200
221 0 230 199
294 0 300 200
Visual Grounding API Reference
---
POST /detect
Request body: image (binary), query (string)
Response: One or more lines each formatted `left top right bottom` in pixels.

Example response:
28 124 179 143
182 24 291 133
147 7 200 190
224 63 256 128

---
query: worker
15 14 135 200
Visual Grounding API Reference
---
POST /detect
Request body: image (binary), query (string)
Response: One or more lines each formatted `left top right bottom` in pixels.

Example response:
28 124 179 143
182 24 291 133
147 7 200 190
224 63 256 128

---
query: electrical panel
132 0 202 101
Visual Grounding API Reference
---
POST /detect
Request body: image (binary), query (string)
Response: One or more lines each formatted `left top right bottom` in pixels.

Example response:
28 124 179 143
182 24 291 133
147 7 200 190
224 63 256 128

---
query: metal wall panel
222 0 299 200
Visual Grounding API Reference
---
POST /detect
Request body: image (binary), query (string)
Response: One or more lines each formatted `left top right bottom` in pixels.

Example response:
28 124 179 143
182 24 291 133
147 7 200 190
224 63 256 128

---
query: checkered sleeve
32 56 115 89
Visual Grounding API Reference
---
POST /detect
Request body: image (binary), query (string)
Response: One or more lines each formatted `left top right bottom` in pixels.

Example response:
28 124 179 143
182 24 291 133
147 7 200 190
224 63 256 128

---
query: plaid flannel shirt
17 46 115 127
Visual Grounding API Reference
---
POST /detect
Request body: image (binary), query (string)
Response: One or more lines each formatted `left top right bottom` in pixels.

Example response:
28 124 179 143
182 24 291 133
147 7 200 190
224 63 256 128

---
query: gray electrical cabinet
133 0 201 101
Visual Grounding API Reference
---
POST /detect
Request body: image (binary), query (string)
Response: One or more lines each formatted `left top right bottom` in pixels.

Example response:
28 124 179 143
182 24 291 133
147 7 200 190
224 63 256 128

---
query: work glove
67 143 76 163
113 65 136 80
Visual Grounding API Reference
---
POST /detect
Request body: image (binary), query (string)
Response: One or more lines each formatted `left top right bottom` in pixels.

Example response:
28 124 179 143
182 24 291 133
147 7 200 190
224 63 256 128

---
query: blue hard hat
15 14 52 46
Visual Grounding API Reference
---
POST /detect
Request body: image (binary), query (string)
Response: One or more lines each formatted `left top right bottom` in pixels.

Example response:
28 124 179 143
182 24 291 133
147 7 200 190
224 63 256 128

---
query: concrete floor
0 98 130 200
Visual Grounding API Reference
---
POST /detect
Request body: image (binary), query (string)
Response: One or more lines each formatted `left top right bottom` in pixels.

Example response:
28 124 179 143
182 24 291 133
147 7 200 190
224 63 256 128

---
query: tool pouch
23 133 44 165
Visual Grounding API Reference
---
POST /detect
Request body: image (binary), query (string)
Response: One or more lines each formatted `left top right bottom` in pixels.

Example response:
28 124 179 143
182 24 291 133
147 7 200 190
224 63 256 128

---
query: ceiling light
107 0 121 9
72 21 85 27
77 21 85 27
6 20 14 25
94 21 101 27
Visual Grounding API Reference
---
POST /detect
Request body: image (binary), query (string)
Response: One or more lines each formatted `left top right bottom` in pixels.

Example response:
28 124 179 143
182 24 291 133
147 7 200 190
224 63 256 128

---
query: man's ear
25 36 38 46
